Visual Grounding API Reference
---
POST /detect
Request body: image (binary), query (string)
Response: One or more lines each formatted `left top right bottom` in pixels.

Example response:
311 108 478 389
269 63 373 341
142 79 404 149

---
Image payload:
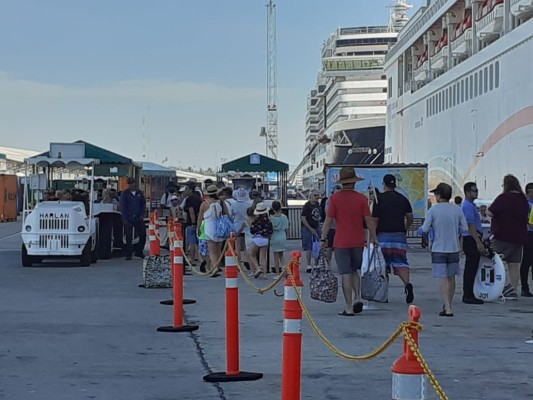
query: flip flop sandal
338 310 355 316
352 302 364 314
438 310 454 317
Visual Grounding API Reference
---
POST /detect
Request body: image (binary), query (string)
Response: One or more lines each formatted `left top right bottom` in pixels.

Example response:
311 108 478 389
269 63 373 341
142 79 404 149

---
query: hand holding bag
310 249 338 303
361 245 389 303
215 201 235 239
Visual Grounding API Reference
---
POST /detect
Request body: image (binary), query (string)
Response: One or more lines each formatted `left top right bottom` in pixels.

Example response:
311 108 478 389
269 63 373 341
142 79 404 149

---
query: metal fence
283 206 424 245
283 206 303 240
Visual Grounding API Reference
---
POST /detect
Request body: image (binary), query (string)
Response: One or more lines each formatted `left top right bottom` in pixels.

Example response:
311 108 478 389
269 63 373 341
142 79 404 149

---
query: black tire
80 241 91 267
21 244 33 267
91 237 98 264
98 216 113 259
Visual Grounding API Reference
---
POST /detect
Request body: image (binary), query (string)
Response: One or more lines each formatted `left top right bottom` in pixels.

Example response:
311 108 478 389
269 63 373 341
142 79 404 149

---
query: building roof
140 162 176 177
0 146 40 163
221 153 289 173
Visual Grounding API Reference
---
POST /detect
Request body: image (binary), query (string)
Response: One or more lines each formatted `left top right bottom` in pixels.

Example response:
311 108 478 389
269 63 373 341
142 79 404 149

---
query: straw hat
335 167 364 184
253 202 269 215
205 185 220 196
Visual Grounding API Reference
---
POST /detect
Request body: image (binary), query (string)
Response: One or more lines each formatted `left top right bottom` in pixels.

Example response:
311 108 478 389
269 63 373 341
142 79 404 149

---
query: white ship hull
386 14 533 200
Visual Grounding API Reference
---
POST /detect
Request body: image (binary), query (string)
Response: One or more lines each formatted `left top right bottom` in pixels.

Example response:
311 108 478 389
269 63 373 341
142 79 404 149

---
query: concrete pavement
1 219 533 399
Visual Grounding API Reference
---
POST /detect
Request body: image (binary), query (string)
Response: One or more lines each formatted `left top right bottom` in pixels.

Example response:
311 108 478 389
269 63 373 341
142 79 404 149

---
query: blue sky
0 0 422 169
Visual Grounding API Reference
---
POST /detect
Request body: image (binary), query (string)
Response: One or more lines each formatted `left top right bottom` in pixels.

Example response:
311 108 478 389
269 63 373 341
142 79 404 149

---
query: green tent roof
37 140 138 165
221 153 289 173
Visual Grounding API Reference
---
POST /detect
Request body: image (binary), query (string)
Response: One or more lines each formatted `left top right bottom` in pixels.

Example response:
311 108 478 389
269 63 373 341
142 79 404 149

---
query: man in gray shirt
419 183 468 317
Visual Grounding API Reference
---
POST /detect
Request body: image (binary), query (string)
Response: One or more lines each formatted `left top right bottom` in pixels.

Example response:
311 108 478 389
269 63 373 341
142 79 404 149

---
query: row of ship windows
336 37 398 47
427 61 500 118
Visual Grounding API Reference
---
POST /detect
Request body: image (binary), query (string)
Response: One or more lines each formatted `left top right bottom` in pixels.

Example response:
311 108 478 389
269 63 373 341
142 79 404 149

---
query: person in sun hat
248 202 273 280
418 182 468 317
196 185 230 277
321 167 378 316
120 176 147 260
372 173 415 304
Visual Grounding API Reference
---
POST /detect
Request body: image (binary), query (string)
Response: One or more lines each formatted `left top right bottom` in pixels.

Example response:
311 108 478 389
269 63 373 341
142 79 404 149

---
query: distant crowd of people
156 178 289 279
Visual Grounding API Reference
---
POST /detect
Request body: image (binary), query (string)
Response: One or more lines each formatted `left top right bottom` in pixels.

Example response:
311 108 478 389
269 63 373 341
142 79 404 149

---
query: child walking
270 201 289 279
418 183 468 317
249 202 273 279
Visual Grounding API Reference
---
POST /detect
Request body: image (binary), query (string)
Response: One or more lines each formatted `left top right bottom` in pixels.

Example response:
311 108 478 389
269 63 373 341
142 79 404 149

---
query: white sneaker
272 275 280 280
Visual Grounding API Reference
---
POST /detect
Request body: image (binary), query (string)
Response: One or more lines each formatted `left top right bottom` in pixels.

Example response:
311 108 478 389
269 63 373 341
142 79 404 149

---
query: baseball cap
430 182 452 199
383 174 396 187
179 186 187 193
170 195 179 201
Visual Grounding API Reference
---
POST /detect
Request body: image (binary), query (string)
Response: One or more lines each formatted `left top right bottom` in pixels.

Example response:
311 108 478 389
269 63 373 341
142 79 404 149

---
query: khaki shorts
491 238 523 263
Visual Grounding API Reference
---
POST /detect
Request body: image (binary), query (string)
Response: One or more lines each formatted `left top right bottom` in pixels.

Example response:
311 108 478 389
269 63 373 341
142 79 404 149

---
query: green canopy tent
35 140 142 179
219 153 289 204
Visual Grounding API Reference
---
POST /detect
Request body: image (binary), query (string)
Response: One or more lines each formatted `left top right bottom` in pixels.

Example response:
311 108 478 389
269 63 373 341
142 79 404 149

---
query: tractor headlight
77 226 86 232
25 225 32 232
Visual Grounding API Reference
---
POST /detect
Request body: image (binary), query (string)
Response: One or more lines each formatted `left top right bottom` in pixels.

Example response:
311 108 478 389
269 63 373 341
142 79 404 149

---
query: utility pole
263 0 278 159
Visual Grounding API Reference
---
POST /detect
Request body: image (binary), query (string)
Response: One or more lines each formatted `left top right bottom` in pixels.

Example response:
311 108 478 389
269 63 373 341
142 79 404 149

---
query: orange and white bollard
161 222 196 306
149 211 160 256
282 251 303 400
203 235 263 383
391 305 426 400
157 226 199 333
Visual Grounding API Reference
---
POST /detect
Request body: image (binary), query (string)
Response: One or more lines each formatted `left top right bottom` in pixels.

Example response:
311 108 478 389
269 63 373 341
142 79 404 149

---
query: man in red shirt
321 167 378 316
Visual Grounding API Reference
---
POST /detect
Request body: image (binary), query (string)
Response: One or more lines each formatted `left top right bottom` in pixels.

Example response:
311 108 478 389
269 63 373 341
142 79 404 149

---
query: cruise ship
384 0 533 200
300 1 412 192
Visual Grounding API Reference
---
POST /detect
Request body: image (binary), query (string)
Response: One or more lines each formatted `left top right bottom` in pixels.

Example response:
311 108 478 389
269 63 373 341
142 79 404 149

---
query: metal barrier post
282 251 303 400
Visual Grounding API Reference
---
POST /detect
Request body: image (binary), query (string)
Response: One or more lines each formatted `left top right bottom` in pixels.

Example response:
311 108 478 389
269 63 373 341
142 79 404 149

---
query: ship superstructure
301 2 410 192
384 0 533 199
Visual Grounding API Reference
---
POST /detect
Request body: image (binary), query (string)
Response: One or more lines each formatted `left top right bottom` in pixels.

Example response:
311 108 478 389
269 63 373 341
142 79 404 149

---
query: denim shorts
301 226 321 251
334 247 363 275
431 252 460 278
186 225 198 246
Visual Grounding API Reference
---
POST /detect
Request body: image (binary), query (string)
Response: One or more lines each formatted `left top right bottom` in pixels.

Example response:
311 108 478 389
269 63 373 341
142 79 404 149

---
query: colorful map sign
325 165 428 219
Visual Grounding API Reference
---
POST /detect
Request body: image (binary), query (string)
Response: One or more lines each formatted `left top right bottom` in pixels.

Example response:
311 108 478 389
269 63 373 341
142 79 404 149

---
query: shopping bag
215 201 235 239
310 249 338 303
311 235 321 260
361 246 389 303
143 255 172 288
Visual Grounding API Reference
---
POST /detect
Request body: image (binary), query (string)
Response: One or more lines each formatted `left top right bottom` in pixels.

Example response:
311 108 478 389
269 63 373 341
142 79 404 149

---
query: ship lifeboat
510 0 533 20
451 15 473 57
476 0 504 42
430 35 448 71
413 51 429 82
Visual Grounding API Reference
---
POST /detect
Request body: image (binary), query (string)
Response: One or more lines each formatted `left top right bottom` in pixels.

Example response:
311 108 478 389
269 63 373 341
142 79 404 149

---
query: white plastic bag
361 244 384 275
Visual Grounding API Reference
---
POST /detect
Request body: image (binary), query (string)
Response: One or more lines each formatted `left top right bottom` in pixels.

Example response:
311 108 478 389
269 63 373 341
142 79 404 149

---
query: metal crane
260 0 279 159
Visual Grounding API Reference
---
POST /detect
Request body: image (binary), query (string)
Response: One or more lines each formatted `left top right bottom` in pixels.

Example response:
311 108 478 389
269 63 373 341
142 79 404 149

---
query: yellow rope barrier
182 241 228 276
228 246 288 294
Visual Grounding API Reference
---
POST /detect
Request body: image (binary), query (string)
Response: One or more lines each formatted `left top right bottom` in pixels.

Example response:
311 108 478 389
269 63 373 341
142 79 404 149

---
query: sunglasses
470 188 478 192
